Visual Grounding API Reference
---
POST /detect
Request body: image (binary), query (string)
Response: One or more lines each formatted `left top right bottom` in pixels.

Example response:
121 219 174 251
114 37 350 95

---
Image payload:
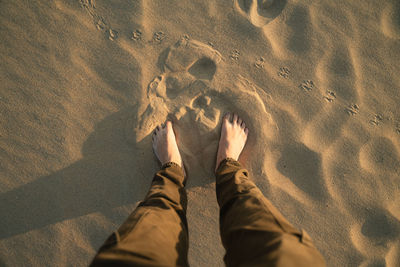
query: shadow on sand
0 107 160 239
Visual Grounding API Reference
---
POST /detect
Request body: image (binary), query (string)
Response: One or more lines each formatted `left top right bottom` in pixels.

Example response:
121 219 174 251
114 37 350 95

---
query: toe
166 120 173 130
238 118 243 126
244 128 249 135
241 121 246 128
233 113 238 123
223 113 231 121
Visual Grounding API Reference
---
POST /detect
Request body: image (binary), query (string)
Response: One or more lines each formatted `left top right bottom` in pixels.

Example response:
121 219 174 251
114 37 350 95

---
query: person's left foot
152 121 184 171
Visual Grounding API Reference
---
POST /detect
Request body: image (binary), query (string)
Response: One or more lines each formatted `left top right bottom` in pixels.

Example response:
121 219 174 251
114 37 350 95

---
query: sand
1 0 400 266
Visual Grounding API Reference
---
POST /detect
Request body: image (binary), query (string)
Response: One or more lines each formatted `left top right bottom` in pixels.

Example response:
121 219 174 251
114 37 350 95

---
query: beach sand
1 0 400 266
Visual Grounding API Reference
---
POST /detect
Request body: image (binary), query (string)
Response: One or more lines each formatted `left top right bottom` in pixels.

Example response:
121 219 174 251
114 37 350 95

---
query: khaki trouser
91 159 326 267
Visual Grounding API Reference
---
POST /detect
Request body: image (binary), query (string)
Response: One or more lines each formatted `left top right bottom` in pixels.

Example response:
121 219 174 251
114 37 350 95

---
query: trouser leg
215 158 326 267
91 162 189 267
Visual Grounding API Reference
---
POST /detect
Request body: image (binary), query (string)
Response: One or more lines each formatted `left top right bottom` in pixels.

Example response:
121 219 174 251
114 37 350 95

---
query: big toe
166 120 173 130
223 113 231 122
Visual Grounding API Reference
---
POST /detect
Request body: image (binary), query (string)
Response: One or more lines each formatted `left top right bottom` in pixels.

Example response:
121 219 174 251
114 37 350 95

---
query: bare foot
215 113 249 172
152 121 184 172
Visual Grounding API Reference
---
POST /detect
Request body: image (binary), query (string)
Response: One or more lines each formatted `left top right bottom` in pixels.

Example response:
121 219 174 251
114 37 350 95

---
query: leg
215 113 326 267
91 121 189 267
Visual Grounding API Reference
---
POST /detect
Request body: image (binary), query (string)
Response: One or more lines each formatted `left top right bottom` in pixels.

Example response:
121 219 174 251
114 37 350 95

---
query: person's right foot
215 113 249 172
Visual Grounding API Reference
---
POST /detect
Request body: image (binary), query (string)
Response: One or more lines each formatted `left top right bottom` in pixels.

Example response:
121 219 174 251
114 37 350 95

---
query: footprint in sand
131 29 142 41
126 38 278 172
234 0 287 28
230 49 240 61
350 209 400 265
299 80 314 91
95 18 107 31
324 90 336 102
163 39 221 74
79 0 95 10
359 136 400 175
369 114 383 126
302 45 360 151
261 5 312 57
152 31 166 43
346 104 359 115
254 57 265 68
361 209 400 243
107 29 118 41
276 142 327 200
188 57 217 80
80 0 110 33
126 38 223 152
316 46 359 103
351 208 400 254
277 67 290 78
381 2 400 39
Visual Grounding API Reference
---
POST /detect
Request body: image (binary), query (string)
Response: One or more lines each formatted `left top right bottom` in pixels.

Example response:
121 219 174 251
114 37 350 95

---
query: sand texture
1 0 400 266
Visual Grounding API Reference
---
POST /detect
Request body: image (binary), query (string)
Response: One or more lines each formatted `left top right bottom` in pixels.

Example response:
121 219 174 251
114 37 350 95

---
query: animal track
299 80 314 91
278 67 290 78
108 29 118 41
324 90 336 102
131 29 142 41
369 114 383 126
346 104 359 115
95 18 106 31
152 31 166 43
230 50 240 61
254 57 265 69
80 0 107 30
79 0 95 9
79 0 115 40
234 0 287 28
